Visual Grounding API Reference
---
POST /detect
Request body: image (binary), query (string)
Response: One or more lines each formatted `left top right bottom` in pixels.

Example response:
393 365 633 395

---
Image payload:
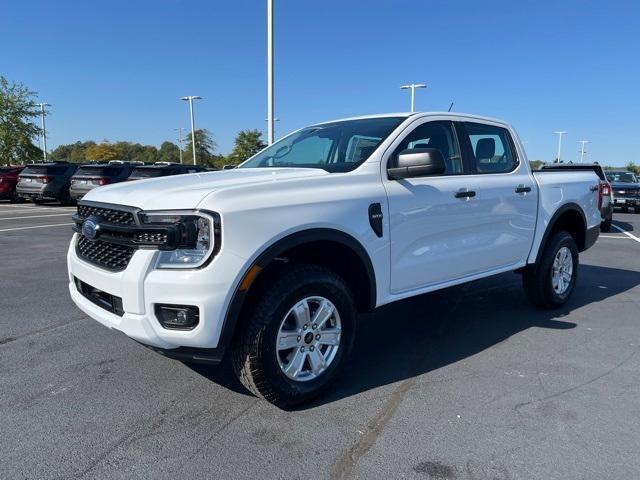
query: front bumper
67 233 246 355
613 197 640 207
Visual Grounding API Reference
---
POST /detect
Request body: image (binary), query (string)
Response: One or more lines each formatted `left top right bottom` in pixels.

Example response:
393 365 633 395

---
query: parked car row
0 161 209 204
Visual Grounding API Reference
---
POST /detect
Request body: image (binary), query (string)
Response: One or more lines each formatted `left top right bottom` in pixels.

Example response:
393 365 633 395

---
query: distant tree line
49 128 267 169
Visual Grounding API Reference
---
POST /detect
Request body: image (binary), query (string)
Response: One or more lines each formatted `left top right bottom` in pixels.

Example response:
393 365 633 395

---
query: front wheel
232 264 356 408
523 230 578 309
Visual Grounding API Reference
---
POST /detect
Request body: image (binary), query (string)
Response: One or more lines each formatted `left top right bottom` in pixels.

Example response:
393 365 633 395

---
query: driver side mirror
387 148 446 180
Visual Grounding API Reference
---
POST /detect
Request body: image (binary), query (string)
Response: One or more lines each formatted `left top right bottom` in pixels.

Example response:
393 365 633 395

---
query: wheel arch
533 203 587 265
218 228 377 348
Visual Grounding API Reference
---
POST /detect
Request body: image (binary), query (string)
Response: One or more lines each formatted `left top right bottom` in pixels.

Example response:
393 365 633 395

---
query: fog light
155 305 199 330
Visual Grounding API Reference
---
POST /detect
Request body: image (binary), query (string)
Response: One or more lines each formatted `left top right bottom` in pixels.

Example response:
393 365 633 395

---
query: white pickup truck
68 112 602 407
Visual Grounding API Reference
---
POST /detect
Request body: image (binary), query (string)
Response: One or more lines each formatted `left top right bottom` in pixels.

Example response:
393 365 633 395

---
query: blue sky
2 0 638 164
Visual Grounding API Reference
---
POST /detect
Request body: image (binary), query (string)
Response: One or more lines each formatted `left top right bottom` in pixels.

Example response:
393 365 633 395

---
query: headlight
140 210 219 269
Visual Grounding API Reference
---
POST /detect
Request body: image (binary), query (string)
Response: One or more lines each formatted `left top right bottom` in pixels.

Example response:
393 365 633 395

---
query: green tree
529 160 544 170
0 76 43 163
183 129 217 166
227 129 266 165
625 161 640 175
50 140 96 163
158 141 181 163
85 142 120 161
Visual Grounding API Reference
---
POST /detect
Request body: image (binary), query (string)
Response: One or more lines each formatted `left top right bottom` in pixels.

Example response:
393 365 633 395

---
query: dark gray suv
70 162 141 200
16 163 78 205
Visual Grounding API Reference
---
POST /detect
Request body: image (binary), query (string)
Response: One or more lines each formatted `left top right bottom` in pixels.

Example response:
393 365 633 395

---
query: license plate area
74 277 124 316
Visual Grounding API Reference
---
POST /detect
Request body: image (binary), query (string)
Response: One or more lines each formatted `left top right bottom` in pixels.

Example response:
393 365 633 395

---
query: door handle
589 185 599 192
454 190 476 199
515 185 531 194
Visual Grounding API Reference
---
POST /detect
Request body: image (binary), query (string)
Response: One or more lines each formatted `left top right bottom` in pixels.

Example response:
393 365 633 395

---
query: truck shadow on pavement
188 264 640 409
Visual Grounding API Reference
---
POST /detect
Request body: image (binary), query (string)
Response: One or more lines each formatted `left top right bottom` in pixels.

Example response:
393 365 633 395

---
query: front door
384 119 487 293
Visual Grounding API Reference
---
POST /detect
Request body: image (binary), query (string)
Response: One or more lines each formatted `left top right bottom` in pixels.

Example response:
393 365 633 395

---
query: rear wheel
523 230 578 309
232 264 356 408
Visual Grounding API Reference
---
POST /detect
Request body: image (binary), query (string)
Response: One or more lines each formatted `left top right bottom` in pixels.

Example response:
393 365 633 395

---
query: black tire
621 206 629 213
231 264 356 408
601 218 612 232
635 208 640 214
523 230 578 309
32 199 46 205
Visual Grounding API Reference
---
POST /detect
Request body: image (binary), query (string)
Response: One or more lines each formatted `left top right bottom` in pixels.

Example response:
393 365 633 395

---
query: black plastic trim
534 203 588 264
217 228 377 350
140 344 225 365
584 225 599 250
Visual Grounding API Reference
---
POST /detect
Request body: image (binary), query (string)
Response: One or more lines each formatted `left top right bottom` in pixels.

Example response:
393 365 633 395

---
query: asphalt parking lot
1 202 639 480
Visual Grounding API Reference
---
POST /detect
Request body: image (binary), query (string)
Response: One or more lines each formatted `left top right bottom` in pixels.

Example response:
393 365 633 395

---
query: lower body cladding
66 233 246 364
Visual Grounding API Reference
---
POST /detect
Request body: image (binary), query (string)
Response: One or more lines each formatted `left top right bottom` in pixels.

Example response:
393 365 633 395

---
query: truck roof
311 112 510 127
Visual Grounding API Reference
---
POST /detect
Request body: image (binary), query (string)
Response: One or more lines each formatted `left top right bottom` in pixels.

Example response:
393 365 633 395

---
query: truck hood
82 168 329 210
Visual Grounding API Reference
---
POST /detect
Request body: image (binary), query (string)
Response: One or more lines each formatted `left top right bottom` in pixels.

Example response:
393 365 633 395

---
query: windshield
239 117 405 172
606 172 638 183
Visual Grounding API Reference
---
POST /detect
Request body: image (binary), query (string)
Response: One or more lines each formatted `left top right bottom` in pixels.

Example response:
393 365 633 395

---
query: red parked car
0 166 25 202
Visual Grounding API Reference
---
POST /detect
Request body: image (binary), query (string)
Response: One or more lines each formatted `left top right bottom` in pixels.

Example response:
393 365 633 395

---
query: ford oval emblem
82 217 101 240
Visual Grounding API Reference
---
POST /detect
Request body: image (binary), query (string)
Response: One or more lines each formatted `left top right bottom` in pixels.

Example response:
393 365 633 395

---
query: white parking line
612 224 640 243
0 204 74 209
0 207 76 214
0 213 72 220
600 235 633 239
0 223 73 232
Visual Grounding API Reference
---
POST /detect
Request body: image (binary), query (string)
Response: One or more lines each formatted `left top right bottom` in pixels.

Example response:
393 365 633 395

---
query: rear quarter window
463 122 518 174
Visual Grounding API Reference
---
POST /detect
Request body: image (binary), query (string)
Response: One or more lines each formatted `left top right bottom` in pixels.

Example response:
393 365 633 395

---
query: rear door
455 121 537 271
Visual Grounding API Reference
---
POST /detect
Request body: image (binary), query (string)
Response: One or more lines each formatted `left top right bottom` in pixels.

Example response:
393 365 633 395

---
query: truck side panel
527 170 600 264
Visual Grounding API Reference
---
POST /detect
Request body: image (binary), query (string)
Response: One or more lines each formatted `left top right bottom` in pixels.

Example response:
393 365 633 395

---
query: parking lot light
553 131 567 163
35 102 51 162
180 96 202 165
400 84 426 112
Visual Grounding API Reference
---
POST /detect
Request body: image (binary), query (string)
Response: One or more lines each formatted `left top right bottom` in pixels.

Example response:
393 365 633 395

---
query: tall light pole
174 127 185 164
553 131 567 163
35 102 51 162
180 96 202 165
400 83 426 112
579 140 589 163
267 0 275 145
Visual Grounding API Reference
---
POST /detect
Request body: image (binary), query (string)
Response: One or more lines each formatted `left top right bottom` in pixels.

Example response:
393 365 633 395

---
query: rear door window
462 122 518 174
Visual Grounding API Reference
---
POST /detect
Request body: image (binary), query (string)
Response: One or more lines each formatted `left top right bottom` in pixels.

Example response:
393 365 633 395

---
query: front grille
134 231 168 244
77 235 135 271
615 189 640 198
77 204 136 225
